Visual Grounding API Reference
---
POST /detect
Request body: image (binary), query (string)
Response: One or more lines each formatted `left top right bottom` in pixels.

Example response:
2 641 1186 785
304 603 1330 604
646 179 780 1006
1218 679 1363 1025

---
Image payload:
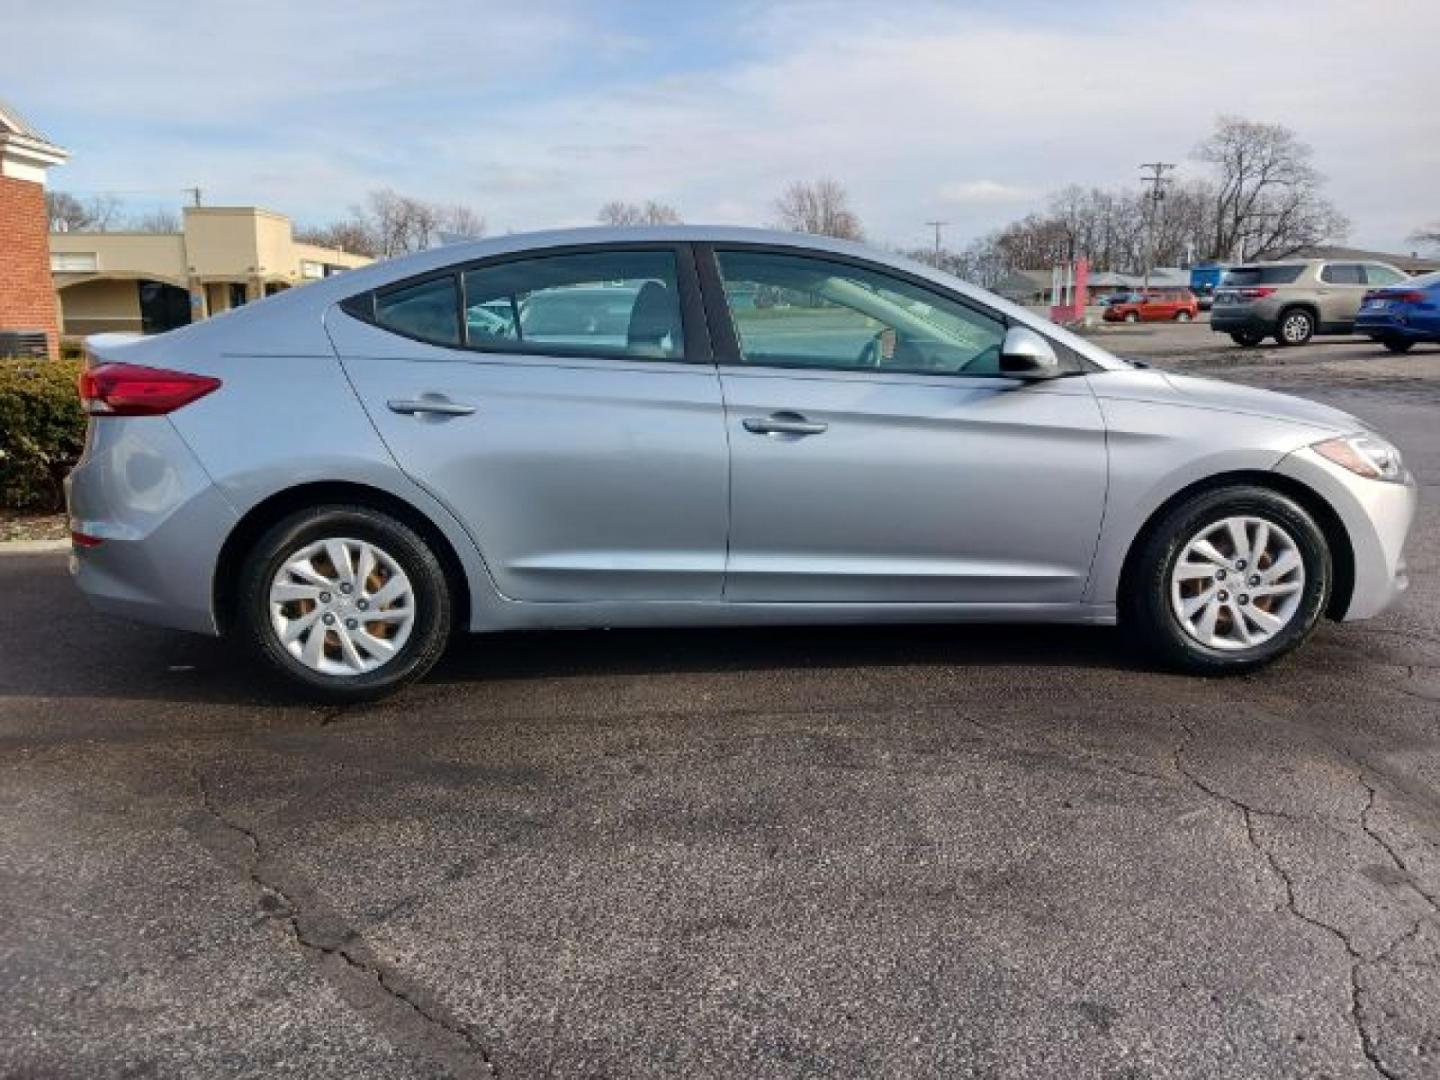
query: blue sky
6 0 1437 251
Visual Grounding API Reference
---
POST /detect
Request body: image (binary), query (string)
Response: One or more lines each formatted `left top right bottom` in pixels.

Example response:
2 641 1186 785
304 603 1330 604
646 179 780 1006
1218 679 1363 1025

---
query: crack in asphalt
191 766 498 1078
1358 775 1440 915
1169 721 1400 1080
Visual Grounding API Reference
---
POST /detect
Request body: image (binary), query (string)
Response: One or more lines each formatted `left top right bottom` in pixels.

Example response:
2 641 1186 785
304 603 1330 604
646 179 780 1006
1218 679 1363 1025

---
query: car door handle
742 412 828 436
387 397 476 417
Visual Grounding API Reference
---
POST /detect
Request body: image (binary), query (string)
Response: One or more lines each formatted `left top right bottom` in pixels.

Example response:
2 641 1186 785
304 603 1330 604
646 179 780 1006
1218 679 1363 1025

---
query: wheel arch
1116 470 1355 622
213 481 473 634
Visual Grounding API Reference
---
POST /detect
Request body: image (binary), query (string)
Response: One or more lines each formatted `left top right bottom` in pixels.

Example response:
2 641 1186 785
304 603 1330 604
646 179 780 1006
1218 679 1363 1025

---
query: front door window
714 250 1009 376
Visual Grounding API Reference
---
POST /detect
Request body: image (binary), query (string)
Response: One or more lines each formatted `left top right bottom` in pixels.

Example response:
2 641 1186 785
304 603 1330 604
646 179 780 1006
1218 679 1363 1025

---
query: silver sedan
66 227 1418 699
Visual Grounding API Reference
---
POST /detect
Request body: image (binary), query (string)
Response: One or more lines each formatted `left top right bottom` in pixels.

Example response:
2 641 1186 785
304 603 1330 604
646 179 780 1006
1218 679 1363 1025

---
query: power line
924 220 947 268
1139 162 1176 287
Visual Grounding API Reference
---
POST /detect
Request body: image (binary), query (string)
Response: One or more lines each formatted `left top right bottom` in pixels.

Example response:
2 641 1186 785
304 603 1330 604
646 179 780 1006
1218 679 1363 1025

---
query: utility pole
184 186 202 208
1138 162 1174 289
924 220 947 269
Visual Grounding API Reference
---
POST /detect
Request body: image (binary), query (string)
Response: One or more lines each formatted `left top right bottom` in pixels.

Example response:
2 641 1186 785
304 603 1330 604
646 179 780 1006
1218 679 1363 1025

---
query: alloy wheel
1281 312 1312 344
1169 516 1305 651
268 537 416 676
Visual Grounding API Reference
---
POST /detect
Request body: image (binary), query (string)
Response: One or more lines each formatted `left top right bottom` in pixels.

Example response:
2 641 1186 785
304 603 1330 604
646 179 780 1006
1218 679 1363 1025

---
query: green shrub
0 356 87 512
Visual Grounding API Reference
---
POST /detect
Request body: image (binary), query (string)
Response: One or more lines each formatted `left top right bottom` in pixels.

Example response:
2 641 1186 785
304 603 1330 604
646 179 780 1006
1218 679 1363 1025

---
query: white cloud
937 180 1038 206
6 0 1438 251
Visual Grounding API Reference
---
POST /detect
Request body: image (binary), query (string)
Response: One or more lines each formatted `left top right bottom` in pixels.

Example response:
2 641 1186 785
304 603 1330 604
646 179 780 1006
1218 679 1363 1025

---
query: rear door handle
387 397 476 417
742 412 828 436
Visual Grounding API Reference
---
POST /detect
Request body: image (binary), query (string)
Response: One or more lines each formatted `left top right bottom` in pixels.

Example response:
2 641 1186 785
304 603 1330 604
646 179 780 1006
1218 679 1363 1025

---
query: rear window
1222 265 1304 287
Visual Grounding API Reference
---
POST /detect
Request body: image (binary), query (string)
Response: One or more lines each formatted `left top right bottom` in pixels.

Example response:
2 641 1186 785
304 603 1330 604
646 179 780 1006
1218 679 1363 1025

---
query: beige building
50 206 371 336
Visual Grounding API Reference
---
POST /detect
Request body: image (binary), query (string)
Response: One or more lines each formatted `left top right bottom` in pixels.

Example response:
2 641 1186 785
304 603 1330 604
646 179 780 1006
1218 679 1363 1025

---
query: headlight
1313 434 1406 483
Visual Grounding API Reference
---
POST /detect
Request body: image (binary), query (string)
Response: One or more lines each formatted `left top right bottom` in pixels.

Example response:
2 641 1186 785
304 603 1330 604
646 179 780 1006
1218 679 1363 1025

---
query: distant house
51 206 372 337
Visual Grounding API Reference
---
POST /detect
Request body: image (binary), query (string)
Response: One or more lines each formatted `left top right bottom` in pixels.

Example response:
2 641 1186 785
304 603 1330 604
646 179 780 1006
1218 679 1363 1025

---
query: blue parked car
1355 270 1440 353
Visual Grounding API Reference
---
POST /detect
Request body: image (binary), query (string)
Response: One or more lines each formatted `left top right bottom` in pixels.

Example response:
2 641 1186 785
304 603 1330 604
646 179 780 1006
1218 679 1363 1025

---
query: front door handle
743 412 828 436
387 397 476 417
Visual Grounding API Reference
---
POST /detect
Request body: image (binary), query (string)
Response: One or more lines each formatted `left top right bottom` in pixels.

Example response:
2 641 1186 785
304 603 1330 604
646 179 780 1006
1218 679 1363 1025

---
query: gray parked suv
1211 259 1409 347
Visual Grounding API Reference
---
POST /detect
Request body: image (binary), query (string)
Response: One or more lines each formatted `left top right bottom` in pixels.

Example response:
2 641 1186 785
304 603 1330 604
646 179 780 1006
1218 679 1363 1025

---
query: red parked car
1103 288 1200 323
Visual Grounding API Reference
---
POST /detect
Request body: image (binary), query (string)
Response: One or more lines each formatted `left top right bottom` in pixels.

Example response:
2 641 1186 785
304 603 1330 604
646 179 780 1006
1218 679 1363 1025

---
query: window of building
50 252 98 273
229 283 249 309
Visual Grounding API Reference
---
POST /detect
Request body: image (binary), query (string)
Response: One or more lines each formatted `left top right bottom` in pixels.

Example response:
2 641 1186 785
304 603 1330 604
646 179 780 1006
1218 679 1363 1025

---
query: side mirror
999 326 1061 378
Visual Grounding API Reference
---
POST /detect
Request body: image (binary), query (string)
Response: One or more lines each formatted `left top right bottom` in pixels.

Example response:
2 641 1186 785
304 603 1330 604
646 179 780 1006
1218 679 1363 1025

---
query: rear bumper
1274 446 1418 621
1210 309 1273 335
65 417 237 635
1356 314 1438 340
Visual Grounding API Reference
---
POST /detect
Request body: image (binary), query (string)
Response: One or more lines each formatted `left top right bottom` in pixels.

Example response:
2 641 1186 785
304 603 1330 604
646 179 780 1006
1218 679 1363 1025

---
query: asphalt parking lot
3 328 1439 1079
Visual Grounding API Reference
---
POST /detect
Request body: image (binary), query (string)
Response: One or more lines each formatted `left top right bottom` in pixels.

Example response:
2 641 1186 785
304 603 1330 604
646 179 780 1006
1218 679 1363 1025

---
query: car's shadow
0 577 1148 712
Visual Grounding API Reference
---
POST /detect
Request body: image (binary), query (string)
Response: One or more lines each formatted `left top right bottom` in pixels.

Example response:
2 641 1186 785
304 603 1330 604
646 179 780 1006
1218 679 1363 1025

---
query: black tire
1275 308 1315 346
1229 331 1264 347
237 505 452 701
1121 486 1331 675
1381 337 1414 354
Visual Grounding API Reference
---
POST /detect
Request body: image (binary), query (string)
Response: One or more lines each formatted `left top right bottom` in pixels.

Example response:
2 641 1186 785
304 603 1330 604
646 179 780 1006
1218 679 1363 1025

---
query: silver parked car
67 227 1417 700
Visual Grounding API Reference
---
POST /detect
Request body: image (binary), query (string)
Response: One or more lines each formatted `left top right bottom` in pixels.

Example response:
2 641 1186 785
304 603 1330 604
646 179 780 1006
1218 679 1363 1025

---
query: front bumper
66 416 238 635
1274 445 1418 621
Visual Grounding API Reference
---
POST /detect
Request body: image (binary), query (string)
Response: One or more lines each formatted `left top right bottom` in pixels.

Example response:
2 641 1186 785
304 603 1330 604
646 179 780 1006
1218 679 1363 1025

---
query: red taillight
77 363 221 416
70 530 105 549
1393 291 1427 304
1238 287 1276 299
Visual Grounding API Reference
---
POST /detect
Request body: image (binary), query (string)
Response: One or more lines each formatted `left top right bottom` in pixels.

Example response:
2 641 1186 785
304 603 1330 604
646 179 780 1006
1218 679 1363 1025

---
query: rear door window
1222 266 1305 287
461 249 685 360
1320 264 1364 285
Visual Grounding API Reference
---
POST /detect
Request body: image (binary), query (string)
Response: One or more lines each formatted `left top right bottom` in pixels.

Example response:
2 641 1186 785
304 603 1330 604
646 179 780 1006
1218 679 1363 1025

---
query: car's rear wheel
1276 308 1315 346
1123 486 1330 674
1381 337 1414 354
238 505 452 701
1124 311 1140 323
1229 331 1264 347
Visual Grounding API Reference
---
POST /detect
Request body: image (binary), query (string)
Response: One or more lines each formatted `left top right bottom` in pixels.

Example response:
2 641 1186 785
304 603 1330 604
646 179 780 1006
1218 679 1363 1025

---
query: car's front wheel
1123 486 1330 674
237 505 452 701
1381 337 1414 354
1124 311 1140 323
1175 310 1193 322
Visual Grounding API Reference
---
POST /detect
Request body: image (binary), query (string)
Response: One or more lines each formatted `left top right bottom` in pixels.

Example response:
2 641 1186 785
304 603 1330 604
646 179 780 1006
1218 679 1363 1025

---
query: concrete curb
0 539 70 555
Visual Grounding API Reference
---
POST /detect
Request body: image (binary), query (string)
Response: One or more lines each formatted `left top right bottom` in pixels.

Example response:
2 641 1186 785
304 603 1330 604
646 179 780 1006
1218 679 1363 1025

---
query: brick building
0 100 68 359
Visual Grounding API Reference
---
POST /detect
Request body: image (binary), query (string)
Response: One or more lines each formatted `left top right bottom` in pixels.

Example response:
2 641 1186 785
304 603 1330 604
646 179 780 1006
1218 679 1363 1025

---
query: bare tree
129 208 182 233
45 191 123 232
1410 223 1440 253
773 179 863 240
438 203 486 239
297 189 486 259
1194 116 1348 261
294 219 378 257
598 200 681 226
